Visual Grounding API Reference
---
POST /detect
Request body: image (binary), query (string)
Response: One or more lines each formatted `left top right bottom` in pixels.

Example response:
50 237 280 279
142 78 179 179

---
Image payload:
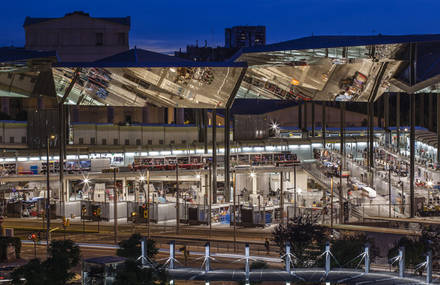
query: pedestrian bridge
169 268 429 284
138 240 436 284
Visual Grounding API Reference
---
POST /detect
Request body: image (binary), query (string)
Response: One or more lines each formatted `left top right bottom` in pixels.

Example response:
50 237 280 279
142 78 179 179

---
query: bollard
426 251 432 284
398 246 405 278
325 242 330 275
170 241 175 270
285 244 291 274
245 243 250 282
364 243 370 274
205 242 210 273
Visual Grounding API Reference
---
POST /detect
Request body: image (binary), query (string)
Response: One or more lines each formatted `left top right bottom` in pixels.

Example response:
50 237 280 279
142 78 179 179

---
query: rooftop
23 11 131 27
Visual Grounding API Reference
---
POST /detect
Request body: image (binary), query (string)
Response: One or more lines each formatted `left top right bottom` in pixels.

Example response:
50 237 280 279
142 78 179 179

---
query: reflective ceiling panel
235 43 406 102
52 65 245 108
0 48 57 98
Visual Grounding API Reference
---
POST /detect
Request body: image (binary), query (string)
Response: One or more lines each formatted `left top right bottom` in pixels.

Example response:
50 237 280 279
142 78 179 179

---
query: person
264 238 270 255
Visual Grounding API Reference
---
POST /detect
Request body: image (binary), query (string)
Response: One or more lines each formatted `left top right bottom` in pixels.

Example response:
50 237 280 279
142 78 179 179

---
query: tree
11 239 80 285
330 234 377 268
11 259 46 285
114 260 168 285
117 234 158 260
273 215 328 267
388 225 440 273
388 237 426 274
48 239 80 268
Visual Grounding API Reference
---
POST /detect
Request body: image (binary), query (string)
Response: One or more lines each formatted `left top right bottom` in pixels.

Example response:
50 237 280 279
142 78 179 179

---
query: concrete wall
25 13 130 62
0 121 27 144
266 103 379 128
70 123 225 146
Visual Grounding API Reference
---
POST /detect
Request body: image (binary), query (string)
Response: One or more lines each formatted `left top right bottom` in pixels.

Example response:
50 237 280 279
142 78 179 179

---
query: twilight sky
2 0 440 53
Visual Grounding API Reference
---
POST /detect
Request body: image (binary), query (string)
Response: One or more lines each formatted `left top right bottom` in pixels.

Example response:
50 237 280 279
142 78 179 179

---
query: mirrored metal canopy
233 34 440 102
53 48 247 108
0 48 57 98
5 34 440 107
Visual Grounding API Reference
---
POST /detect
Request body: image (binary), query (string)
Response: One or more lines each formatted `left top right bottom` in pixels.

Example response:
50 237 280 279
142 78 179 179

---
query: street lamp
427 181 433 206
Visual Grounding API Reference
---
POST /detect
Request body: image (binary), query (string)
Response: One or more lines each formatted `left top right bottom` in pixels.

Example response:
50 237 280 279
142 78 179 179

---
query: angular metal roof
0 48 57 98
5 34 440 107
233 34 440 102
52 48 247 108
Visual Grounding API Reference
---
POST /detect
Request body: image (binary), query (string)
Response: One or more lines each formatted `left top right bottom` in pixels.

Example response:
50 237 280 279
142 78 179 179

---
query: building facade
24 11 130 62
225 26 266 49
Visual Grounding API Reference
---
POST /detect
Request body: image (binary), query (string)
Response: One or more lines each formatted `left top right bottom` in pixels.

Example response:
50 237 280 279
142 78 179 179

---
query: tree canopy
117 234 158 260
11 239 80 285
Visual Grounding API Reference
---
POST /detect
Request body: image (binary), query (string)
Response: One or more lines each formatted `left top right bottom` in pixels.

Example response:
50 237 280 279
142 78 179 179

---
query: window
148 140 152 145
21 136 26 144
118 33 127 45
96 33 104 46
90 137 96 145
136 139 141 146
159 140 164 145
113 138 119 145
181 140 186 144
170 140 175 145
125 139 130 145
102 138 107 145
0 136 2 143
78 138 84 145
9 137 14 143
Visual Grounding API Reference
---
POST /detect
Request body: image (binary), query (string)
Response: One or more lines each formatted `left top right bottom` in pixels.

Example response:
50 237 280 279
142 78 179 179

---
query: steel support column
419 94 424 127
339 102 345 224
203 109 208 154
410 94 416 217
176 165 180 234
311 102 315 137
384 93 390 146
212 110 217 204
438 95 440 164
429 94 434 131
396 93 401 152
322 102 326 147
280 171 284 225
409 43 416 218
58 105 65 217
304 102 308 137
298 103 302 131
224 108 231 202
59 68 80 217
368 101 374 186
224 67 247 202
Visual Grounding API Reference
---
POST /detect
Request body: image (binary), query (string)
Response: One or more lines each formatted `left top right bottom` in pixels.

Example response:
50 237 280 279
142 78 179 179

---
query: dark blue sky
3 0 440 53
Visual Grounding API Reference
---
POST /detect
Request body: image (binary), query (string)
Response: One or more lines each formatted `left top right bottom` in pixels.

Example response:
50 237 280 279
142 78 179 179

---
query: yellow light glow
291 78 300 86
